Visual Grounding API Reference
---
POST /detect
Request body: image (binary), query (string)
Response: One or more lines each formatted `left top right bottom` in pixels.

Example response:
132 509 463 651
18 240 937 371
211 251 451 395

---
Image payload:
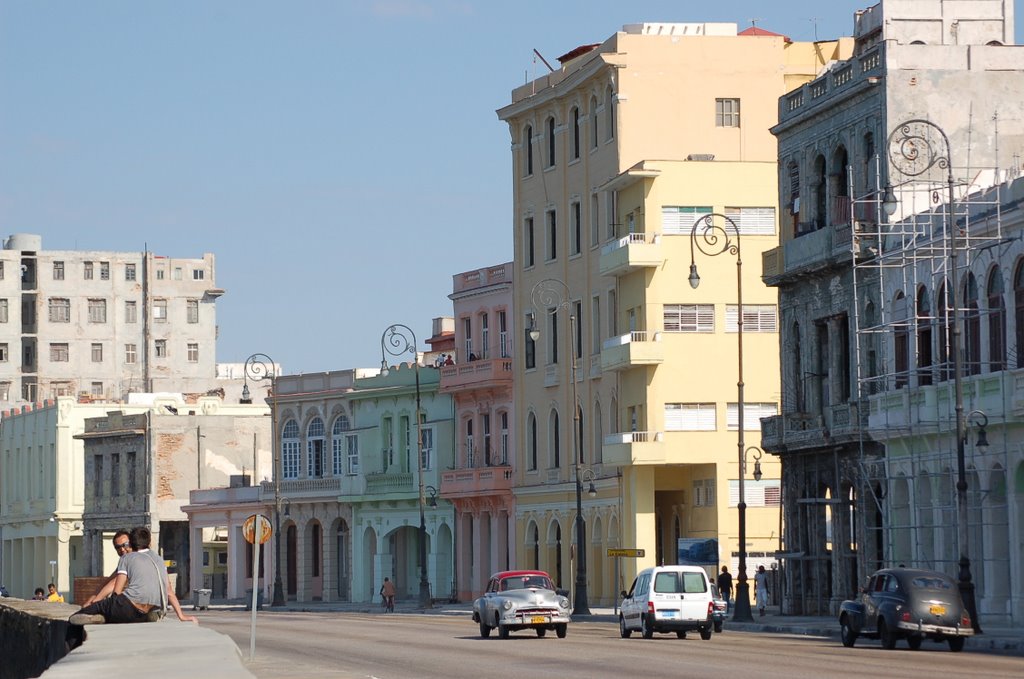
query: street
197 610 1023 679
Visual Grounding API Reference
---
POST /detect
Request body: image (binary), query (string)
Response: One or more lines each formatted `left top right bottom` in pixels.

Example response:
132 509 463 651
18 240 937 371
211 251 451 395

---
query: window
715 98 740 127
549 410 560 468
500 412 509 465
662 206 712 235
527 412 538 470
420 426 434 471
125 344 137 364
52 382 72 396
590 194 600 247
125 263 136 281
53 262 64 280
156 269 165 280
590 95 599 149
480 313 489 359
725 305 778 333
463 317 473 360
125 300 137 323
0 261 4 279
664 304 714 332
574 301 583 359
546 210 557 261
307 417 325 478
111 453 120 496
153 299 167 322
499 311 508 358
88 298 107 323
84 262 94 280
465 419 475 467
94 455 104 497
664 403 716 431
0 299 6 323
524 314 536 370
987 267 1006 372
100 262 110 280
1015 262 1024 369
729 480 782 508
524 217 535 268
126 451 137 495
726 403 778 430
154 339 167 358
187 299 199 324
332 415 350 475
91 343 103 363
49 298 70 323
571 107 580 159
571 201 582 255
50 343 69 362
591 296 602 353
282 420 300 479
546 116 556 168
693 479 716 507
605 85 615 140
524 124 533 175
346 434 359 475
187 343 199 362
605 192 617 240
724 207 776 235
547 308 559 364
0 344 7 362
174 267 182 280
964 273 981 376
193 269 205 280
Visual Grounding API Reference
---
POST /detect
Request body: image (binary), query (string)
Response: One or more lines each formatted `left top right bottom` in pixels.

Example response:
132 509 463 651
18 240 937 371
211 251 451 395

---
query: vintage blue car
839 567 973 652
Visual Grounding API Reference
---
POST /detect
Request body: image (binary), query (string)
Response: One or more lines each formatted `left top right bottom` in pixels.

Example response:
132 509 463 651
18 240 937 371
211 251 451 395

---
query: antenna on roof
533 48 555 72
750 18 763 30
809 17 820 41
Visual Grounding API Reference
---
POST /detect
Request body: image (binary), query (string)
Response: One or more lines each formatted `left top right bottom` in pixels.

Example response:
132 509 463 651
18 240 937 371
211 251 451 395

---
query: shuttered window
661 206 711 235
726 402 778 430
664 304 714 333
729 480 781 507
665 403 716 431
725 305 777 333
724 207 776 235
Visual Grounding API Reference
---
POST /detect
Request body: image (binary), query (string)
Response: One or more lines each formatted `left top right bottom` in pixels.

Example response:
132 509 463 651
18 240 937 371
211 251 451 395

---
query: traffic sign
607 548 645 558
243 514 273 545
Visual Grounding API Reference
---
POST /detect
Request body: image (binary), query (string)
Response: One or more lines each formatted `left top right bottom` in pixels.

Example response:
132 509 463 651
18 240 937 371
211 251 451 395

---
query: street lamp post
243 353 283 606
886 119 981 632
380 324 432 608
688 212 756 622
529 277 590 616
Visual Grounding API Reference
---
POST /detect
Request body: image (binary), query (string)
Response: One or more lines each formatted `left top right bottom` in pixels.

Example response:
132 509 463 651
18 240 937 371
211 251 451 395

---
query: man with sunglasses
80 530 132 607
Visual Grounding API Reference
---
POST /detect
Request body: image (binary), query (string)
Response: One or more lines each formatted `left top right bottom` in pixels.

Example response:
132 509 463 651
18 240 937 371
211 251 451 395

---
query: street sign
243 514 273 545
607 548 645 558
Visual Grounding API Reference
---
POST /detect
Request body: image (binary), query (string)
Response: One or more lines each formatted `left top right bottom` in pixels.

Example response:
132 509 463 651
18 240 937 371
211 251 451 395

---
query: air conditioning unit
686 153 715 161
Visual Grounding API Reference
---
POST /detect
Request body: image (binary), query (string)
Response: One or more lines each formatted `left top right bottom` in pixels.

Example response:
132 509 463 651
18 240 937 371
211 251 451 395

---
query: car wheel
479 621 491 639
555 624 567 639
878 619 897 650
675 631 686 639
641 614 654 639
906 635 922 650
498 624 510 640
840 615 857 648
535 628 546 638
714 621 723 634
619 615 632 639
699 626 713 640
948 636 965 653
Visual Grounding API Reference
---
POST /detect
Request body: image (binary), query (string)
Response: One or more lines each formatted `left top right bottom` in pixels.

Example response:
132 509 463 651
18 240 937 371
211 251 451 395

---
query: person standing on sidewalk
717 566 733 611
754 565 769 617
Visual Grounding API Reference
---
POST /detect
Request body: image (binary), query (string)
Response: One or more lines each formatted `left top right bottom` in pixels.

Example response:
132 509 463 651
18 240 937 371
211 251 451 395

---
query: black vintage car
839 568 973 652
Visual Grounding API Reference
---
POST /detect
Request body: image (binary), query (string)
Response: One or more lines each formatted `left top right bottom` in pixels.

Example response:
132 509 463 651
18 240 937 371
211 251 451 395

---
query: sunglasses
114 542 131 551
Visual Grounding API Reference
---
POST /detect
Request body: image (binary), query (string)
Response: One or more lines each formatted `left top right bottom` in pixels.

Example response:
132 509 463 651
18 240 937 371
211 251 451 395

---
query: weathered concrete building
762 0 1024 622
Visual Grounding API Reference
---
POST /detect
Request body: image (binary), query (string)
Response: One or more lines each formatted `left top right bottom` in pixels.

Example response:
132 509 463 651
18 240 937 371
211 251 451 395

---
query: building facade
439 263 516 600
498 23 849 605
762 0 1024 622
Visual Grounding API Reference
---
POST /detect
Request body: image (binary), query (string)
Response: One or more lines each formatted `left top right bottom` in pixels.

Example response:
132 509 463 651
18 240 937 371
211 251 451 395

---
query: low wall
0 599 82 679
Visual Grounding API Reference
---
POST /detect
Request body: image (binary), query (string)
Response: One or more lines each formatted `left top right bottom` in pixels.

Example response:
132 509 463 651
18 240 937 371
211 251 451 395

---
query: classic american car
472 570 571 639
839 567 974 652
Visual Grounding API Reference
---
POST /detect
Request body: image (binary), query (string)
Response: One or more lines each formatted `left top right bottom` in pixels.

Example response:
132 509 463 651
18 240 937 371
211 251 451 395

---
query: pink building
439 263 515 601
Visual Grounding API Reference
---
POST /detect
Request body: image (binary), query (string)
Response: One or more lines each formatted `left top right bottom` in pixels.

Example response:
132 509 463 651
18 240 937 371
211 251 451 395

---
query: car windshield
501 575 553 591
911 576 953 590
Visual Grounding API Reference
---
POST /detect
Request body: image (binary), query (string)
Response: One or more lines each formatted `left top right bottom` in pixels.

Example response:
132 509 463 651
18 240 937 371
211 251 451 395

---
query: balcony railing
440 465 513 496
600 331 664 372
364 472 414 494
602 430 665 466
439 357 513 392
598 232 663 277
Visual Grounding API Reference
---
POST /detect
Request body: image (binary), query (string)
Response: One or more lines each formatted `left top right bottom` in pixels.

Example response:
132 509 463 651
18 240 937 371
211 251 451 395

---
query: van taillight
648 601 655 615
960 612 971 627
707 602 714 616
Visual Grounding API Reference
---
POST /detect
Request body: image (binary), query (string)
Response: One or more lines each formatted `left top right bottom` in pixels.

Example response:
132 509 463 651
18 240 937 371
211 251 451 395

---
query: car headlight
502 600 513 611
558 597 569 608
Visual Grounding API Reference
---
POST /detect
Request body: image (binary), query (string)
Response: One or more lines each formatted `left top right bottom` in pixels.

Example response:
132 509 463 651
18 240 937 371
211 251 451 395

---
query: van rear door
679 570 711 622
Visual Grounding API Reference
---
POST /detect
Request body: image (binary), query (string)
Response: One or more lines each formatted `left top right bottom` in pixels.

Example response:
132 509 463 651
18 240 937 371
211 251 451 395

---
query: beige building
498 23 852 605
0 233 224 409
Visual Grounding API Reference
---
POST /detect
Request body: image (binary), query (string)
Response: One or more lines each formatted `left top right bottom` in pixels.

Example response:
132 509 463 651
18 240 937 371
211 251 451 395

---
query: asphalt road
198 610 1023 679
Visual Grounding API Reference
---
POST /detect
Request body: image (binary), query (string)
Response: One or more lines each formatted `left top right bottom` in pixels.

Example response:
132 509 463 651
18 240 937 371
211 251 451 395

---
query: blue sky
3 1 1014 374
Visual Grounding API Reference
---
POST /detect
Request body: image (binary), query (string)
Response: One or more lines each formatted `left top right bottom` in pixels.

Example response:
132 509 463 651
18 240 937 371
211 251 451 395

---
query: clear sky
3 1 1017 375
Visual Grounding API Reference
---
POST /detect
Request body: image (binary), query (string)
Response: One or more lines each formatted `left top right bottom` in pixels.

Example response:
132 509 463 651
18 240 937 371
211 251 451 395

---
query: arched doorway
435 522 453 602
286 523 298 598
334 518 350 601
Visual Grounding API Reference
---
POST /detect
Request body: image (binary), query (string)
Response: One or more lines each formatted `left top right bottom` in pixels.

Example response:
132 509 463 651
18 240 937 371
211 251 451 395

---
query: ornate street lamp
380 324 432 608
529 277 590 616
688 212 757 622
243 353 282 606
887 119 981 632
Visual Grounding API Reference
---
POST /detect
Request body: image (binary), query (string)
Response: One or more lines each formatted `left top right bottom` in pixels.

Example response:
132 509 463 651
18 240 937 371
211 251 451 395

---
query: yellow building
497 23 851 606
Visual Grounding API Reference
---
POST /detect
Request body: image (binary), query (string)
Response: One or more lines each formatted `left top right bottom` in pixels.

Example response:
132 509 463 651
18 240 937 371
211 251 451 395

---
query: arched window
546 116 556 168
937 281 951 381
791 320 805 406
524 125 533 176
571 106 580 159
964 273 981 375
307 417 325 478
593 403 603 464
987 266 1006 372
605 85 615 140
863 305 878 393
549 409 560 468
576 405 585 464
832 145 850 225
1015 261 1024 368
787 161 800 237
590 95 599 149
281 419 300 479
813 154 827 230
916 287 933 386
530 523 540 569
527 412 538 470
894 292 909 389
499 411 509 465
465 418 475 467
331 414 350 476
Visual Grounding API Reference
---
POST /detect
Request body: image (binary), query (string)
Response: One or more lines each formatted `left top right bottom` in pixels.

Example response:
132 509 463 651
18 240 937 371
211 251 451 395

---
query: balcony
364 472 414 495
759 412 826 453
599 233 663 277
440 357 513 393
440 465 514 497
602 431 665 466
600 331 664 372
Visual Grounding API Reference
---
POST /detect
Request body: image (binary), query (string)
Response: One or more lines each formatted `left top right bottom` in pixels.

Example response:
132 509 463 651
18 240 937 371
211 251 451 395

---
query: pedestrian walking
717 565 733 611
754 565 769 616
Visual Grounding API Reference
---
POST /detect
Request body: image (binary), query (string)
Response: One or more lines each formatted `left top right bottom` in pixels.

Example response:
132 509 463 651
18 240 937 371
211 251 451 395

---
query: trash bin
193 588 212 611
244 589 264 611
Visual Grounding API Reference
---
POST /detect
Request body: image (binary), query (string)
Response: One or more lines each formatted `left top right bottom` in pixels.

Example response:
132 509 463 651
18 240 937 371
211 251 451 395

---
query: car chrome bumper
502 611 571 625
897 620 974 637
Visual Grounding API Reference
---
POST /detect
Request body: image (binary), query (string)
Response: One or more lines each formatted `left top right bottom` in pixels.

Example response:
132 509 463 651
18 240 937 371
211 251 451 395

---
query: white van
619 565 715 640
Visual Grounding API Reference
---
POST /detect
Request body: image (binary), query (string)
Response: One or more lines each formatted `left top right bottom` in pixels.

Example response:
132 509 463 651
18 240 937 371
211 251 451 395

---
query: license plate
661 611 678 618
531 616 549 624
929 605 946 616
